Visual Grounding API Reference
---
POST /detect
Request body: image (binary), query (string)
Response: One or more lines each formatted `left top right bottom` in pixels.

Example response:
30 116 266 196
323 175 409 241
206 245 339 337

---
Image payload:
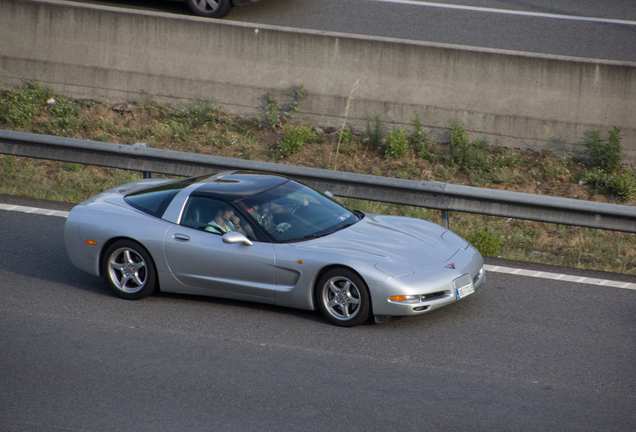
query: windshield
237 181 360 242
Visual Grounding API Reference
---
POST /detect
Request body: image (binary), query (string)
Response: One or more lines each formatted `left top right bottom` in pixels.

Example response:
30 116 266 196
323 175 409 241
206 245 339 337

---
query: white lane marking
1 203 634 291
484 265 636 291
370 0 636 26
0 203 70 218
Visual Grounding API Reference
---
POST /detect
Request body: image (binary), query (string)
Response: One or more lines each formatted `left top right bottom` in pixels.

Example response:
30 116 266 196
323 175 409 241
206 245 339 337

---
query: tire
315 268 371 327
102 240 157 300
186 0 232 19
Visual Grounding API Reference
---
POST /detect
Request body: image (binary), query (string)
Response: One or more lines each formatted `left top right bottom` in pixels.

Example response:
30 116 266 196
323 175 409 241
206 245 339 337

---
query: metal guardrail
1 129 636 232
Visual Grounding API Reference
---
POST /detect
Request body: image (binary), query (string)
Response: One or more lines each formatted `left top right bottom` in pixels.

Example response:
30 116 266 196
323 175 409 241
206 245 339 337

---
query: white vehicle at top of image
185 0 263 19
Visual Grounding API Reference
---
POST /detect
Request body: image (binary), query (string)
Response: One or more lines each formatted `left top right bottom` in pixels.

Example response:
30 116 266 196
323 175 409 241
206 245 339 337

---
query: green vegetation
0 81 52 128
0 155 142 203
446 122 493 184
465 227 504 257
166 99 218 129
1 82 636 274
277 125 317 157
332 128 360 158
256 93 281 129
577 126 636 200
412 116 434 162
385 128 409 159
580 168 636 201
287 85 308 118
255 85 309 129
365 113 382 147
585 126 622 173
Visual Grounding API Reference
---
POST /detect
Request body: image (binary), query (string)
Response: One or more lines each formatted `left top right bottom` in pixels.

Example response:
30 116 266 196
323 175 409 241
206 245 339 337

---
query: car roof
190 171 290 201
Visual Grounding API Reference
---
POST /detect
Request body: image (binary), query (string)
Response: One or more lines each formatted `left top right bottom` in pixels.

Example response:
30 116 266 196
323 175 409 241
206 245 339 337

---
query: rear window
124 176 209 218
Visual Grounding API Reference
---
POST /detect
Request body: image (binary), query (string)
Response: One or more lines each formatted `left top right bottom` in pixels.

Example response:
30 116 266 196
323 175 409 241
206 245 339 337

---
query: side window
124 175 213 219
125 188 180 219
181 197 222 231
181 197 257 241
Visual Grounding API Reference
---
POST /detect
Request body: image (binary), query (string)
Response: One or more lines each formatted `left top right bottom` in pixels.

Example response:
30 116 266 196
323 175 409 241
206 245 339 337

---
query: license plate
456 283 474 299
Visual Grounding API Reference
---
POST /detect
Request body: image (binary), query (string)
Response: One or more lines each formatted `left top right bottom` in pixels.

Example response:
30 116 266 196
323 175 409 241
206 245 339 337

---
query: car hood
289 214 468 277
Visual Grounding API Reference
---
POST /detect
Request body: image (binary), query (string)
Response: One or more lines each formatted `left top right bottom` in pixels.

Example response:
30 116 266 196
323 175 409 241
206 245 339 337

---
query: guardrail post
441 210 449 229
133 142 151 178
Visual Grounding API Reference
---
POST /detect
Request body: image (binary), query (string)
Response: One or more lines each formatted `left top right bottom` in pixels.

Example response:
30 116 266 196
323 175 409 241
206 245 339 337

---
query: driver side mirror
222 231 253 246
324 191 335 198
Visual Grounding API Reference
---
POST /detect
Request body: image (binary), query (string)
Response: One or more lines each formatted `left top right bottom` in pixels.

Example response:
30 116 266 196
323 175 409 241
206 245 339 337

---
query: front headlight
389 295 421 303
388 291 451 304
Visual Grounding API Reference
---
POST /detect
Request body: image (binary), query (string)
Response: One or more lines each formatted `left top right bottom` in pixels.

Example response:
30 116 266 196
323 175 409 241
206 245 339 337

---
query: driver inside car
206 205 255 239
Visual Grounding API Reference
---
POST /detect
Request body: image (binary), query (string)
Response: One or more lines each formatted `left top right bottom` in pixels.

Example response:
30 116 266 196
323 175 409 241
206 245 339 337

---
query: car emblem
445 263 455 269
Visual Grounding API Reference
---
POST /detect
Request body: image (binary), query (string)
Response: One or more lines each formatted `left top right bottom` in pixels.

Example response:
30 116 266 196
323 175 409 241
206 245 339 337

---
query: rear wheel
102 240 157 300
316 268 371 327
186 0 232 18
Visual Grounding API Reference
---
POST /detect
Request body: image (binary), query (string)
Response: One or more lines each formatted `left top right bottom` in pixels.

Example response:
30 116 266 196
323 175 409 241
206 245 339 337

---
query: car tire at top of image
186 0 232 18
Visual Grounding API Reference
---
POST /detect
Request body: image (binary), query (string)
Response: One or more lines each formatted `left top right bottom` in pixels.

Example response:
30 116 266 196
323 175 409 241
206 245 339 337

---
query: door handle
173 234 190 241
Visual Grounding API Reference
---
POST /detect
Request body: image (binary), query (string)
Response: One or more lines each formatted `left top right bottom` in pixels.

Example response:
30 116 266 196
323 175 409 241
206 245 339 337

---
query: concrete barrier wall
1 0 635 160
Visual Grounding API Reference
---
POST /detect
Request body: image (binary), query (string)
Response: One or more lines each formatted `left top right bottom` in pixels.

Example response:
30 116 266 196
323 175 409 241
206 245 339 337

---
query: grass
1 81 635 274
0 155 142 202
0 81 52 128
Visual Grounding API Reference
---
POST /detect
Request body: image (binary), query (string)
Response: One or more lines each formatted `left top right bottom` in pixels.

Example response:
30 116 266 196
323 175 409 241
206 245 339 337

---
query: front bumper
371 247 485 317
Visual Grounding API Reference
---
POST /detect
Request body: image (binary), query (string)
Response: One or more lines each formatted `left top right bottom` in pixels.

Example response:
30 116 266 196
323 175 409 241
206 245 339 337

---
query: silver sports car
65 171 485 326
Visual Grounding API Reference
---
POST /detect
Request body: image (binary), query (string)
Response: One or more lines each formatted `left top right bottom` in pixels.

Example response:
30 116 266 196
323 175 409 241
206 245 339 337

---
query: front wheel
316 268 371 327
186 0 232 18
102 240 157 300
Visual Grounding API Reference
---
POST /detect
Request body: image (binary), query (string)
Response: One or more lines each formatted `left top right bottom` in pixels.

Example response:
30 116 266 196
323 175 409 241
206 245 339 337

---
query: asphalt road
66 0 636 61
1 203 635 431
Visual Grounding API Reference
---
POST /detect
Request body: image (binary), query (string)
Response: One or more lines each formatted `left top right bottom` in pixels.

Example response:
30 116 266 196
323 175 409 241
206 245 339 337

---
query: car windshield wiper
287 233 328 243
332 221 357 233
